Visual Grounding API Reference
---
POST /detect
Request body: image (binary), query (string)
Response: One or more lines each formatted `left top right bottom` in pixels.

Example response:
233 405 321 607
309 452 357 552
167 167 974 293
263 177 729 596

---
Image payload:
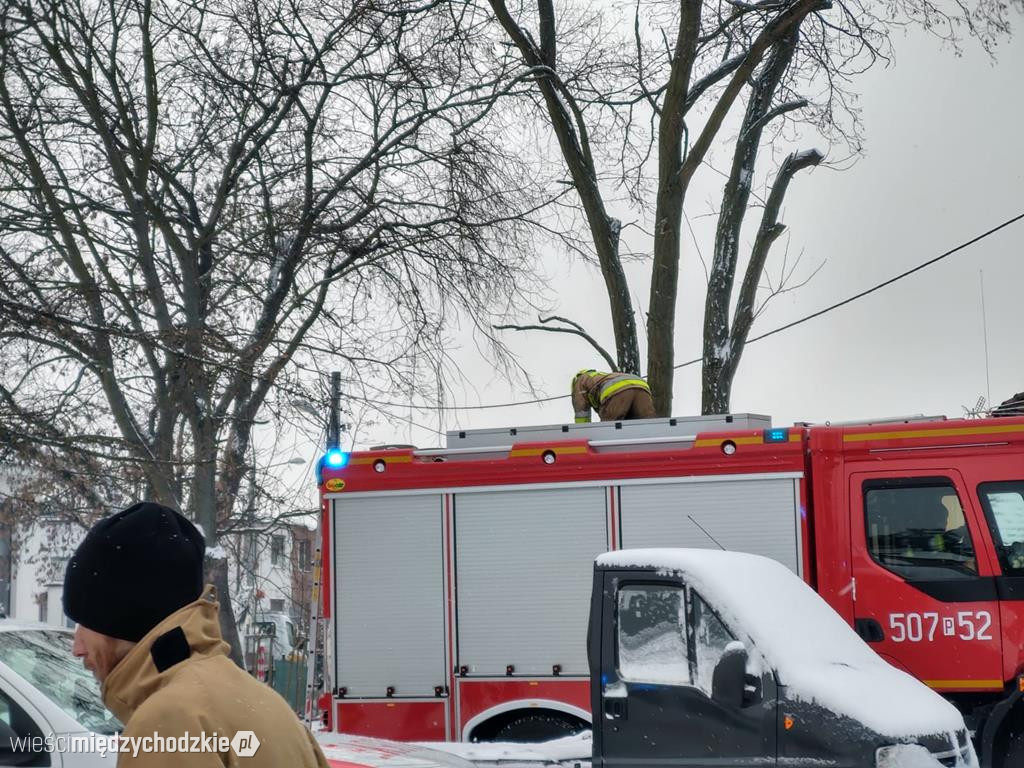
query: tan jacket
571 370 650 422
103 586 330 767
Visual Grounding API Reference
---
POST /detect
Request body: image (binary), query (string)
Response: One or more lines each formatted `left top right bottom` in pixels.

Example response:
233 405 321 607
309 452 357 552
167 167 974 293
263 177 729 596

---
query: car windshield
0 628 121 735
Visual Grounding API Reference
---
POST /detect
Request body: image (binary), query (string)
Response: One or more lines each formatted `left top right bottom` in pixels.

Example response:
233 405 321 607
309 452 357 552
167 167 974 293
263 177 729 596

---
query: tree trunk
648 187 686 416
701 35 799 416
192 417 245 667
206 554 244 667
701 357 732 415
645 0 703 416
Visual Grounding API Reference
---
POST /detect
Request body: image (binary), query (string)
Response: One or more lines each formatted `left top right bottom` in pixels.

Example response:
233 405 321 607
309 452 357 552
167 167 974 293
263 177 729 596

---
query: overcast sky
317 20 1024 455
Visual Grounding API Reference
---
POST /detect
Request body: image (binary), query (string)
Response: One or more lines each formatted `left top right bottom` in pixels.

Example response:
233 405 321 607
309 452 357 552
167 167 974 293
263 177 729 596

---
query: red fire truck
315 412 1024 766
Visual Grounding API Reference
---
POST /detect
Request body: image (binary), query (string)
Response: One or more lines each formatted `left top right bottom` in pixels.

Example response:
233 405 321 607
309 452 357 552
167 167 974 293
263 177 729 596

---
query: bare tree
701 27 822 413
486 0 1020 414
0 0 548 656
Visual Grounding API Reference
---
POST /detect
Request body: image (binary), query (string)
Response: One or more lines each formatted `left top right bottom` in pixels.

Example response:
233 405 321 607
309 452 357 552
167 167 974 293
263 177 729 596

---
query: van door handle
855 618 885 643
604 698 628 720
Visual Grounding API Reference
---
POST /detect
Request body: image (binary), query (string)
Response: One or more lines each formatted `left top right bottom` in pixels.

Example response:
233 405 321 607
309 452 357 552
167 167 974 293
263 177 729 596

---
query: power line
343 391 566 411
694 209 1024 361
363 209 1024 412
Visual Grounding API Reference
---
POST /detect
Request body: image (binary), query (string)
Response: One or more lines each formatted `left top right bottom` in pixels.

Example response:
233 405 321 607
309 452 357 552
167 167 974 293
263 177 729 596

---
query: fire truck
314 411 1024 767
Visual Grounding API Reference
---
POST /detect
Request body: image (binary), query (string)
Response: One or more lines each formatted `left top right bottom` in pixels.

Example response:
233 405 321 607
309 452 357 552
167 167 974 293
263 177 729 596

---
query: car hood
317 733 478 768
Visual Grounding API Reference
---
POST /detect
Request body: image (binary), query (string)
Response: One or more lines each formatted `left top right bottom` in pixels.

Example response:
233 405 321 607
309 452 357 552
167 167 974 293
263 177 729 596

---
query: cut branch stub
494 315 618 371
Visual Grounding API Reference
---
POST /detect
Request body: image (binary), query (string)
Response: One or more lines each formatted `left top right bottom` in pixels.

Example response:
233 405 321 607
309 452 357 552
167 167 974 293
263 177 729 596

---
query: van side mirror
712 644 748 708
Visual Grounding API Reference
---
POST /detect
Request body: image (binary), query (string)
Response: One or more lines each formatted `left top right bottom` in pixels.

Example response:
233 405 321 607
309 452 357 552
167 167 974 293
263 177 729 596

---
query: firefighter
572 369 656 423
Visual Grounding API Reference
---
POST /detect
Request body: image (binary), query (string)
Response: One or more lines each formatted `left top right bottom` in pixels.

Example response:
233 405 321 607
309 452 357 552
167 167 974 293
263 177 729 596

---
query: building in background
0 474 13 616
233 521 317 633
0 471 315 633
10 521 79 626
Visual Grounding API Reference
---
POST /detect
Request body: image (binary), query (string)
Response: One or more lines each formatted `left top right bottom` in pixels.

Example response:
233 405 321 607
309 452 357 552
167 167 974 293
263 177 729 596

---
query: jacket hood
102 584 229 723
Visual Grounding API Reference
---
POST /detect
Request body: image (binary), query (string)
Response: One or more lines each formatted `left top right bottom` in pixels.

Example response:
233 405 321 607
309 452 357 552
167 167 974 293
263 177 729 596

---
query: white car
317 733 482 768
0 621 118 766
0 621 482 768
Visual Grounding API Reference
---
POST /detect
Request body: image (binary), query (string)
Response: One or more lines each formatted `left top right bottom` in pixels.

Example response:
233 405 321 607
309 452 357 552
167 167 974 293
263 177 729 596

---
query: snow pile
414 732 591 764
876 742 976 768
597 549 965 739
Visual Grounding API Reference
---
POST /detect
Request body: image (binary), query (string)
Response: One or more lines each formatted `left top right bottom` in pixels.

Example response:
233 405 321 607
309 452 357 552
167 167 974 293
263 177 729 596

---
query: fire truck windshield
978 481 1024 575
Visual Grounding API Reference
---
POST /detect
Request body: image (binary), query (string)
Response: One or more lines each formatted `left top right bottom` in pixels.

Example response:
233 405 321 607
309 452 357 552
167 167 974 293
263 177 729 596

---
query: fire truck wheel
493 713 585 742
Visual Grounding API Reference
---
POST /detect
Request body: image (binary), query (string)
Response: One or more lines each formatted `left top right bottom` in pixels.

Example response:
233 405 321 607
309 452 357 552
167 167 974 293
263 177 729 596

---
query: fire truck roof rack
793 414 947 428
412 432 716 459
444 413 772 450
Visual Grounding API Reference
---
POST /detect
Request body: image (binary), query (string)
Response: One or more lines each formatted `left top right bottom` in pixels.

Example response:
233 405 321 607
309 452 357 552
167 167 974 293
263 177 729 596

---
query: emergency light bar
325 449 348 468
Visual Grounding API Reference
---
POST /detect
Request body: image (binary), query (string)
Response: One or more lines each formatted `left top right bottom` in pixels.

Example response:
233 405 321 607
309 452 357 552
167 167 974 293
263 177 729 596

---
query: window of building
616 583 689 685
298 540 311 571
47 556 69 586
36 593 48 624
270 535 285 566
864 480 977 580
269 598 285 613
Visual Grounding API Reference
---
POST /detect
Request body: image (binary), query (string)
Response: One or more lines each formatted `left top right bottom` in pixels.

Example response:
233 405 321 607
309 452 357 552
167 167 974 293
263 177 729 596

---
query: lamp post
266 457 306 469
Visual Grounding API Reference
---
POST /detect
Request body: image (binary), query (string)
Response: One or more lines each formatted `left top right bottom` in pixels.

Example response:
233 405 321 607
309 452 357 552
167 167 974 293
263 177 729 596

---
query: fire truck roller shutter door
333 494 446 697
619 477 803 575
454 487 608 676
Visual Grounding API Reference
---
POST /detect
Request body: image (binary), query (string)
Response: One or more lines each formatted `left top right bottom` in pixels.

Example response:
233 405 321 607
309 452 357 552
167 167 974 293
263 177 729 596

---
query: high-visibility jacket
571 370 650 423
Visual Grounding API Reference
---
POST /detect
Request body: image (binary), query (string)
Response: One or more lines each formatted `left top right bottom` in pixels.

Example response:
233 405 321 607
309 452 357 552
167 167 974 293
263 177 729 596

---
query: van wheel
494 713 585 742
1003 730 1024 768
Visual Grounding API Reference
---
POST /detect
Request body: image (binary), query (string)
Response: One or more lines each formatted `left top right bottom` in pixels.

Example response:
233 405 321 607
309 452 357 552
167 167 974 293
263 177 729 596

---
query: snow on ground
314 729 590 768
414 732 591 766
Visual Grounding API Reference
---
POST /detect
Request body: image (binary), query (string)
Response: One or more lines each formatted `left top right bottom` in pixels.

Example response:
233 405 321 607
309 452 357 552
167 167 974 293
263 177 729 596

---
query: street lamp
290 399 321 420
244 456 306 475
272 457 307 468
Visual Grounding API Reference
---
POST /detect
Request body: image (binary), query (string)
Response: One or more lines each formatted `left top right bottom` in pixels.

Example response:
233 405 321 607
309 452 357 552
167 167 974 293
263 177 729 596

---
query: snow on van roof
597 548 964 738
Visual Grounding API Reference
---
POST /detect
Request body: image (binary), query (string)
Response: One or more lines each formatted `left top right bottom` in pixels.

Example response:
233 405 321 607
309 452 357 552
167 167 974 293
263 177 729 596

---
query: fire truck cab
316 412 1024 767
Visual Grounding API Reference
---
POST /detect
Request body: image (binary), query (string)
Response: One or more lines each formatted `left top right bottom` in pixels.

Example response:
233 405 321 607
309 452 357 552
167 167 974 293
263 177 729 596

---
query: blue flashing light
325 449 349 468
763 428 789 444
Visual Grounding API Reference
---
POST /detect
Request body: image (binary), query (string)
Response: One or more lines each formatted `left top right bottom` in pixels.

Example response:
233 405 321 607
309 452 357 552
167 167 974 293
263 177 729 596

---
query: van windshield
0 629 121 735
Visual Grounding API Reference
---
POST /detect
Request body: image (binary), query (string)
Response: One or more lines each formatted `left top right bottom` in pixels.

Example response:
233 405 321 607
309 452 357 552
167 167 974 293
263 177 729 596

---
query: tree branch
494 315 617 370
729 148 823 354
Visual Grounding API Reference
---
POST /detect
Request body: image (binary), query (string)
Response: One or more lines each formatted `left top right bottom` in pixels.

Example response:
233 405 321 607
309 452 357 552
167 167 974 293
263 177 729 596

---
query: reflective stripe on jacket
571 371 650 418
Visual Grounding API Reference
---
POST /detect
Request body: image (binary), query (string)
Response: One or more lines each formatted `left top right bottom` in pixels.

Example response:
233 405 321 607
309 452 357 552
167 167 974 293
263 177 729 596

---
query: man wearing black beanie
65 501 329 767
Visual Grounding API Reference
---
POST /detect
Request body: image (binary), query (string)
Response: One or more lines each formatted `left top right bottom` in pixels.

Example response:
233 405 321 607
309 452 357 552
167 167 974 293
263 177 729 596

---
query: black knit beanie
63 502 206 642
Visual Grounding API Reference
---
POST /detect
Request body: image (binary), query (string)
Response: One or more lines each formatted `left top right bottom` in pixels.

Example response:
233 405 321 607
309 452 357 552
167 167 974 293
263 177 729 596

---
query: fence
244 631 309 714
